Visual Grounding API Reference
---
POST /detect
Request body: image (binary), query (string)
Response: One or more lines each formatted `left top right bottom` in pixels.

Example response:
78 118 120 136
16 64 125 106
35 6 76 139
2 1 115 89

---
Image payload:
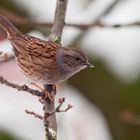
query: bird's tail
0 15 21 37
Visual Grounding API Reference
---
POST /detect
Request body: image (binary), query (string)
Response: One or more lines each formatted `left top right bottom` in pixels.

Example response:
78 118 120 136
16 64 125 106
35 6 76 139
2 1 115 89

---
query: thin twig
47 97 73 117
0 76 45 97
25 98 72 120
25 110 43 120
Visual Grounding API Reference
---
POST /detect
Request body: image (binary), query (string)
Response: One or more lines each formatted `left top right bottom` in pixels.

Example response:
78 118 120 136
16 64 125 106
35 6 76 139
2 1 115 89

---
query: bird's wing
26 35 60 65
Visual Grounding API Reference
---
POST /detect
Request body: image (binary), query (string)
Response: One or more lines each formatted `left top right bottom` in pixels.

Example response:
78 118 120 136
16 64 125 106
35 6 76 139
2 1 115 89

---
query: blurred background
0 0 140 140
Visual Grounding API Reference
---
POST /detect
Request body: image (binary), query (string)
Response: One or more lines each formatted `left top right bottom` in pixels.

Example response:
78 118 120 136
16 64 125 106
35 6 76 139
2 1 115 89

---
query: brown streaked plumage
0 15 93 84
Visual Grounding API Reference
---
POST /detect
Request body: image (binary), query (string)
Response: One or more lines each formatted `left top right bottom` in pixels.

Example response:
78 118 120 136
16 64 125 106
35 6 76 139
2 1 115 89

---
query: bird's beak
86 62 94 68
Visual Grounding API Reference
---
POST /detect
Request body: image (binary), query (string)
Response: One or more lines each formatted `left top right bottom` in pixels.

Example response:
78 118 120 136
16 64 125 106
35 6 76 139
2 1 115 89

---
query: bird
0 15 93 85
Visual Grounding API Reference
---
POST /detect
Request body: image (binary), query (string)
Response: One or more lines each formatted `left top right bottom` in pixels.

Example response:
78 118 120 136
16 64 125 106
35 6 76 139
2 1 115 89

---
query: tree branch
43 0 68 140
49 0 68 42
0 76 45 97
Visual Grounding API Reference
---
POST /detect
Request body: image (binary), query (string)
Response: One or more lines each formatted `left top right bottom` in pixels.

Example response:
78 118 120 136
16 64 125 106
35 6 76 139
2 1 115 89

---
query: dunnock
0 15 93 84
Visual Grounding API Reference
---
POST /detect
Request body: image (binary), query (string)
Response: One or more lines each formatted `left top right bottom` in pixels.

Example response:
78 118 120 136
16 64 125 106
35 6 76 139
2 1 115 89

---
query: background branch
0 7 140 33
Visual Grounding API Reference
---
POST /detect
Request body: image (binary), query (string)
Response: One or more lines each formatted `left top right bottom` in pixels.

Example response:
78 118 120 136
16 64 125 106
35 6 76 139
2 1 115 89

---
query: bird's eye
75 57 80 61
